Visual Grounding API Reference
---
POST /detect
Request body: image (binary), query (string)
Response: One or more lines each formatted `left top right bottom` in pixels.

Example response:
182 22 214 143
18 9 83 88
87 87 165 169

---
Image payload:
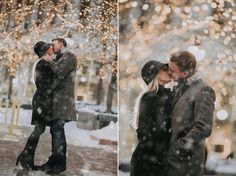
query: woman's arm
136 93 157 150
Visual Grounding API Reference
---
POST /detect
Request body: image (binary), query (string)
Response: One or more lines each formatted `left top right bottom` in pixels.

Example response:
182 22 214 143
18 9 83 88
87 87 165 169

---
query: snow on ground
0 167 113 176
81 170 112 176
65 121 117 150
90 121 117 141
206 154 236 174
0 108 117 150
119 170 129 176
75 101 117 114
215 160 236 174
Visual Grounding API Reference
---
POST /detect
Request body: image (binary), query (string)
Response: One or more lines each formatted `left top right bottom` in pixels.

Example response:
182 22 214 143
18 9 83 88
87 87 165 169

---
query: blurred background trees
0 0 118 111
119 0 236 164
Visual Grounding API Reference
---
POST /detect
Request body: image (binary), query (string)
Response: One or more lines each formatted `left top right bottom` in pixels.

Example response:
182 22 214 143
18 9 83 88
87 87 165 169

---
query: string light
0 0 117 79
119 0 236 119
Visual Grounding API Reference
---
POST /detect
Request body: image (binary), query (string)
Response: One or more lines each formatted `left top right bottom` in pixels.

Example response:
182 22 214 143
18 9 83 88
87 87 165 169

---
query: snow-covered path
0 108 117 149
0 125 117 176
0 108 117 175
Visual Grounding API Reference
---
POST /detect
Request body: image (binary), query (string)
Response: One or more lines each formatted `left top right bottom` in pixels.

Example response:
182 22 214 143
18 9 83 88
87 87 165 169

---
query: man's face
52 40 63 54
168 61 189 81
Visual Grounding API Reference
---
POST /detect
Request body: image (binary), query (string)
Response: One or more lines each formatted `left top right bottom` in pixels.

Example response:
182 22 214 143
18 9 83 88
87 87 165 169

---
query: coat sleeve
34 61 52 91
179 86 216 149
48 52 77 88
49 52 76 77
136 94 156 150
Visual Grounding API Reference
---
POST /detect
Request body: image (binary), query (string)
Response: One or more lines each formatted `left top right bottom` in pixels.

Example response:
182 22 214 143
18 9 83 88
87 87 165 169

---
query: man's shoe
31 165 41 171
38 162 52 172
46 165 66 175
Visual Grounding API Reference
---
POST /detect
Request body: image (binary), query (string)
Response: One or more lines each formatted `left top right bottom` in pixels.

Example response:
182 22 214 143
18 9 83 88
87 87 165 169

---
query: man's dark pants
22 119 66 167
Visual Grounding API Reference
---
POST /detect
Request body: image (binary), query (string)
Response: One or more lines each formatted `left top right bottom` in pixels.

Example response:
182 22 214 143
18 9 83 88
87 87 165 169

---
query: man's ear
59 42 64 48
182 71 189 78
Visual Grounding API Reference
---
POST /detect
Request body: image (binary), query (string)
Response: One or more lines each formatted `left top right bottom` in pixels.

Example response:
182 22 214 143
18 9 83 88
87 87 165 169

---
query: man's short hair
170 51 196 75
52 38 67 47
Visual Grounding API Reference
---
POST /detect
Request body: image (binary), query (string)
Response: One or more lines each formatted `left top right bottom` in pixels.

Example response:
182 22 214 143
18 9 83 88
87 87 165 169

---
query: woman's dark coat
130 86 171 176
31 60 54 125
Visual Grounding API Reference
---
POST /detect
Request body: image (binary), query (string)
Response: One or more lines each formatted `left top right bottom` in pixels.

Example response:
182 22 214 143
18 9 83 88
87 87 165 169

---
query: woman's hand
42 54 54 62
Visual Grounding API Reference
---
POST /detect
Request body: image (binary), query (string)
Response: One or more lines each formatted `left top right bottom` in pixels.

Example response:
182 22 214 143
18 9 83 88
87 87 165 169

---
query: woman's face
157 66 172 84
46 46 54 56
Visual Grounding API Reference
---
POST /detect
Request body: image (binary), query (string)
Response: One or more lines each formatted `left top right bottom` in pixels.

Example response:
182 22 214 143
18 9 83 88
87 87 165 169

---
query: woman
130 60 172 176
16 41 54 170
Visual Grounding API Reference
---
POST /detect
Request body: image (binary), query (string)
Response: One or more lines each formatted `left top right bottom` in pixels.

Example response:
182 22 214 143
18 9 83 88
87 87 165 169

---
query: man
166 51 215 176
41 38 77 174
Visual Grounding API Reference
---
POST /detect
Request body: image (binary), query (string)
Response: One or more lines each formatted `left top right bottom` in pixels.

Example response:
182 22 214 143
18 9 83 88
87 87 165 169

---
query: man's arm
47 53 77 78
42 52 77 89
179 86 216 148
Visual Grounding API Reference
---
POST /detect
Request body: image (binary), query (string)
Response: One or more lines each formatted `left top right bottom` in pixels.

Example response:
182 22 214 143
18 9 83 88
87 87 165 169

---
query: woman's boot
16 151 35 170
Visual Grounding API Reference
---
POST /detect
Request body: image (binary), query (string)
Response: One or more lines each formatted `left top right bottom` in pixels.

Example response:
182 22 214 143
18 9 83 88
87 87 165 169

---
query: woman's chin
164 79 172 84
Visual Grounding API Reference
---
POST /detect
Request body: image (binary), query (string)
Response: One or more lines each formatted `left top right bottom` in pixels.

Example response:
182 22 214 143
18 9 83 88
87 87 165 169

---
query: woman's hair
131 74 159 129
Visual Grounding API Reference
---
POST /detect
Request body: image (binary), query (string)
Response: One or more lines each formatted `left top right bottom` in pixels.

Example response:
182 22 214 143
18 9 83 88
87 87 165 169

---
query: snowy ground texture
0 108 117 176
205 154 236 175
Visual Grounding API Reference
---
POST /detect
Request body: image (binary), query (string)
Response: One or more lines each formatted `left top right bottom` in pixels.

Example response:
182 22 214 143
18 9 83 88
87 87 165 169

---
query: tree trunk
36 3 45 26
24 0 35 29
8 75 14 101
105 72 117 113
106 50 117 113
50 0 66 25
80 0 90 23
0 1 7 13
6 7 15 31
4 67 8 81
100 0 117 109
96 76 103 105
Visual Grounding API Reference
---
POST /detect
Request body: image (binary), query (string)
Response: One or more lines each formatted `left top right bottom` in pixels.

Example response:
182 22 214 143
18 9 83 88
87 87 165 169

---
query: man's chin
171 77 178 82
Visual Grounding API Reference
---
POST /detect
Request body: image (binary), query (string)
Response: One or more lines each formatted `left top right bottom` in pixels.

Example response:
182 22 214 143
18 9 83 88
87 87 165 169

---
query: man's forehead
169 61 180 71
52 40 59 44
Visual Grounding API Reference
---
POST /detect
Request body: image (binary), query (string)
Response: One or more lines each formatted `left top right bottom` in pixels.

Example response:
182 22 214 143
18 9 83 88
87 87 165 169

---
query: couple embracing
131 51 216 176
16 38 77 175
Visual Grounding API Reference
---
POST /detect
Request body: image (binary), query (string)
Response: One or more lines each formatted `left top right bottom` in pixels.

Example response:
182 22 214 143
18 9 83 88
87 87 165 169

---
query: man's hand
42 54 54 62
